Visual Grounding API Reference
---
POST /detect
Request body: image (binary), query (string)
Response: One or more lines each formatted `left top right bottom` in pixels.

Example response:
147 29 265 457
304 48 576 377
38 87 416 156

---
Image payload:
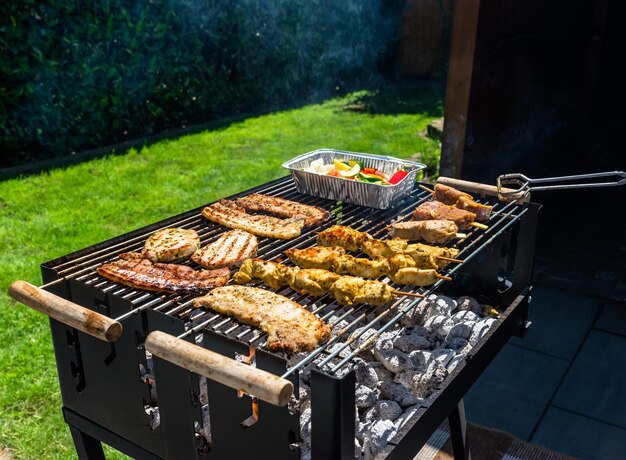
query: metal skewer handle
497 170 626 201
145 331 293 407
8 280 123 342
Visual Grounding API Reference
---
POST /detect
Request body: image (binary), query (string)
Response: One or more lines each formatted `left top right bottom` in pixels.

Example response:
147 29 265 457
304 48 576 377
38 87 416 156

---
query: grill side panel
48 286 168 458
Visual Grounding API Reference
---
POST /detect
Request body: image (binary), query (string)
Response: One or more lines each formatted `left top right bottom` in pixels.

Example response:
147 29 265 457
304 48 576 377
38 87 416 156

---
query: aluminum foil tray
282 148 426 209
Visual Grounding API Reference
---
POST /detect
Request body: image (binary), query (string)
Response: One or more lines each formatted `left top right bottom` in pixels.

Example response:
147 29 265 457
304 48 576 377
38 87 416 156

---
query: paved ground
464 189 626 459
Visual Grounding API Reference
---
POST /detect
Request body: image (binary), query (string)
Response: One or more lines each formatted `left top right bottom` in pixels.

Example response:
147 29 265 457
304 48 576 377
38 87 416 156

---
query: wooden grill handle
8 280 123 342
145 330 294 407
436 176 529 203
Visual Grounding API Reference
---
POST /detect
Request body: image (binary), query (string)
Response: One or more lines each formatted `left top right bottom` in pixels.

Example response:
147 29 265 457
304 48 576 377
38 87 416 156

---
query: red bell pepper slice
389 169 408 185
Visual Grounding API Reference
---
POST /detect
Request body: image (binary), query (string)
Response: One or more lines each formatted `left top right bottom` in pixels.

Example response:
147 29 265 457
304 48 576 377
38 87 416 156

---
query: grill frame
38 175 540 460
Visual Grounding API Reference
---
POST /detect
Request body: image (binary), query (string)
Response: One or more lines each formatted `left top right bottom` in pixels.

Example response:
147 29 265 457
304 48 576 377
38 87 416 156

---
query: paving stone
595 301 626 337
531 407 626 460
509 285 602 359
464 344 569 440
553 330 626 429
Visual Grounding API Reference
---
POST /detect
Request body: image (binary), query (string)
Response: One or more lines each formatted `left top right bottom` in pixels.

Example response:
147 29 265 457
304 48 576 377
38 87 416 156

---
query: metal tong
496 171 626 201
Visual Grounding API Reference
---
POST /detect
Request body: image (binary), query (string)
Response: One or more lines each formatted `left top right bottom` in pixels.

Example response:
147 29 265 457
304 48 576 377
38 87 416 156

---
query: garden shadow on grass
340 79 445 118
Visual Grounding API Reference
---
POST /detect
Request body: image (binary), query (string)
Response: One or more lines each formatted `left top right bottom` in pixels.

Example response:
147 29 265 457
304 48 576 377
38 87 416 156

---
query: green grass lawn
0 85 442 459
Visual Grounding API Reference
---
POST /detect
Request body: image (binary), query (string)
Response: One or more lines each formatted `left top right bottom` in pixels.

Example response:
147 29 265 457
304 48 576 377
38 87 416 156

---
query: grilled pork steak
202 200 305 239
235 193 330 227
192 229 258 269
141 228 200 263
193 285 331 354
98 253 229 294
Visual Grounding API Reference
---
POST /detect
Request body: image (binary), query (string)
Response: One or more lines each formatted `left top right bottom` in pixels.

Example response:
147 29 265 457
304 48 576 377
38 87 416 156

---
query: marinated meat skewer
191 229 258 269
388 220 464 244
317 225 462 264
193 285 331 354
98 253 230 294
141 228 200 263
411 201 477 230
233 259 423 306
286 246 391 279
433 183 493 221
285 246 452 282
235 193 330 227
317 225 367 252
202 199 305 239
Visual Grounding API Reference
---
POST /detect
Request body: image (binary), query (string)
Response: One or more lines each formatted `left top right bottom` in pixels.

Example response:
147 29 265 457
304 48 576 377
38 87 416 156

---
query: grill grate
43 176 526 377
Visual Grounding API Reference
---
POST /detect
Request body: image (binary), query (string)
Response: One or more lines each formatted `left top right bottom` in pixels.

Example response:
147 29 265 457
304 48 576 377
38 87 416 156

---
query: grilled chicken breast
192 229 258 269
202 200 305 239
235 193 330 227
141 228 200 263
97 253 230 294
193 285 331 354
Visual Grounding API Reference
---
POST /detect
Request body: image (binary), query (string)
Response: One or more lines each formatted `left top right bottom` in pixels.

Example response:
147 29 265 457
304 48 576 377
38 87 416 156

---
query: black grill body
39 177 540 460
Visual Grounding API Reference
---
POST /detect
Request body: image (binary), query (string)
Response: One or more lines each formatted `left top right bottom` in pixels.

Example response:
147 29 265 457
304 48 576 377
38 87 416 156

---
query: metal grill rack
43 176 526 375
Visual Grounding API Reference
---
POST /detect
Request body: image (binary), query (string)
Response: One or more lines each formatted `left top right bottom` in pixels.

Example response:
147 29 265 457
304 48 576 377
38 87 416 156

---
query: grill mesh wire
45 177 526 376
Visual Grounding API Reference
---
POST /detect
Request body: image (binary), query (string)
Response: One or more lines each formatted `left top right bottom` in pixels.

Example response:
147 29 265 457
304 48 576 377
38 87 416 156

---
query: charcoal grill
9 176 540 460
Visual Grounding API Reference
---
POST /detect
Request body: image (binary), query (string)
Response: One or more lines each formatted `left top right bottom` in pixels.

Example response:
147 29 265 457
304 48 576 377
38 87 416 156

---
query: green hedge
0 0 403 168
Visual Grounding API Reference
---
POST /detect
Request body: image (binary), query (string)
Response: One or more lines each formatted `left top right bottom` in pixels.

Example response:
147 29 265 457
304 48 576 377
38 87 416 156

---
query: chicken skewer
317 225 463 264
419 184 493 222
233 259 424 306
388 220 466 243
284 246 452 285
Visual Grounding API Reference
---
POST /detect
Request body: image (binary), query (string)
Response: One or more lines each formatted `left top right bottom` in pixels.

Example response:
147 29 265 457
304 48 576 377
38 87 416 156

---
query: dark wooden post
440 0 482 178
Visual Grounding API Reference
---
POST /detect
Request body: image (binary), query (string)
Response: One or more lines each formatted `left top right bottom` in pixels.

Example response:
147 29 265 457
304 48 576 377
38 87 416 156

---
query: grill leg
448 399 471 460
69 426 105 460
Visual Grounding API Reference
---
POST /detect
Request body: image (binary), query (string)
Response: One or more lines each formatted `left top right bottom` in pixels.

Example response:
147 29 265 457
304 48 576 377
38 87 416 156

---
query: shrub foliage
0 0 402 167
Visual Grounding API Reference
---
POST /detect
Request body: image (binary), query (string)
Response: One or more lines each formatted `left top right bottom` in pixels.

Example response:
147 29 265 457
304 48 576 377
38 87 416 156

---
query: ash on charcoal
447 353 466 372
444 337 471 353
408 350 431 372
469 318 497 345
451 309 480 324
431 348 455 368
300 406 311 447
392 328 432 353
363 419 397 459
364 400 402 423
395 363 448 398
349 327 382 351
424 315 455 338
373 348 413 374
331 319 350 336
427 295 457 317
354 358 394 387
392 404 422 440
326 342 352 359
446 321 475 341
400 298 430 326
377 381 421 407
456 296 482 315
357 419 374 442
356 384 377 409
